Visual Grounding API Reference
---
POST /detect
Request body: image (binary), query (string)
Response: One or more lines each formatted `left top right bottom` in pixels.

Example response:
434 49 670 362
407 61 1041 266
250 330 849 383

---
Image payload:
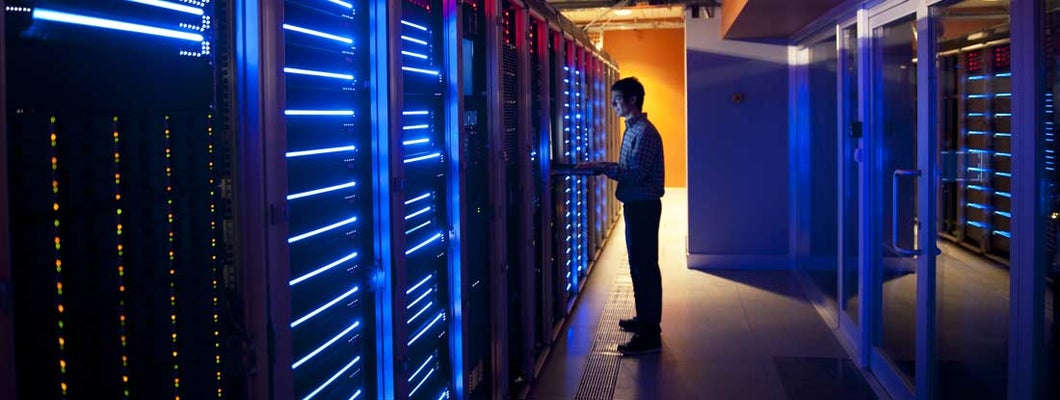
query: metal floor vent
574 263 635 400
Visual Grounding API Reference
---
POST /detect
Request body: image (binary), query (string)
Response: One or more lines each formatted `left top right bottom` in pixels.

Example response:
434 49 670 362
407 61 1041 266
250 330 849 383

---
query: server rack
4 2 238 398
941 40 1014 263
527 11 553 379
274 0 380 398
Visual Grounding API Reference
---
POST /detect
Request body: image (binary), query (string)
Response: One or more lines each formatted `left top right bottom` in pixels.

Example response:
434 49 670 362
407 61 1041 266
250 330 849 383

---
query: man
578 77 665 355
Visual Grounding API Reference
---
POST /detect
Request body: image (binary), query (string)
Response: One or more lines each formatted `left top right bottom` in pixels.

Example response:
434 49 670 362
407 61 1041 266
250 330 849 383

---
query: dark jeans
623 199 662 337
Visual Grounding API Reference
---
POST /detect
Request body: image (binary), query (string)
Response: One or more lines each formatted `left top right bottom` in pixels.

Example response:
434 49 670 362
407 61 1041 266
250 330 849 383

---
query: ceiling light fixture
614 9 633 16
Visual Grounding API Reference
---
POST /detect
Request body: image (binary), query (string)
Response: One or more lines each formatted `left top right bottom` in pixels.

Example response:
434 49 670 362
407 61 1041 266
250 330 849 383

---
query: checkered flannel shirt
602 113 665 203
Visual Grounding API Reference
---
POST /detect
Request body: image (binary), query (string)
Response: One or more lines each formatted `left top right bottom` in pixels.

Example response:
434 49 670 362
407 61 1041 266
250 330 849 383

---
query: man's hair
611 77 645 110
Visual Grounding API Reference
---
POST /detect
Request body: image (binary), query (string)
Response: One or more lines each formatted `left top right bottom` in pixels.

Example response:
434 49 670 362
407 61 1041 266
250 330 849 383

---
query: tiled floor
527 189 881 400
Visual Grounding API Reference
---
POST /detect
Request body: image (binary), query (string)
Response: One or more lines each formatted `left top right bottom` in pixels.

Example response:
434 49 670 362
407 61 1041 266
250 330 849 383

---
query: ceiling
560 5 686 31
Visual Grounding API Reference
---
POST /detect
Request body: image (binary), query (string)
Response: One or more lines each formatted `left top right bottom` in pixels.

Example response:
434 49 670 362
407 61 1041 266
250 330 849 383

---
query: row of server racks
0 0 622 399
939 32 1021 265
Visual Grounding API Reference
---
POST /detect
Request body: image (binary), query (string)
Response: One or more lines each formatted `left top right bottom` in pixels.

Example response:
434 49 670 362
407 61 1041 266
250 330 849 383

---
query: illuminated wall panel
5 1 234 398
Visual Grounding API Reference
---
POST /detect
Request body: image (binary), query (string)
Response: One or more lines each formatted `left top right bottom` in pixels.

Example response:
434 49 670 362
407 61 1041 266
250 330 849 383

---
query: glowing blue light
995 211 1012 218
287 145 356 158
996 93 1012 97
291 286 360 327
993 230 1012 238
967 167 992 173
287 181 356 200
996 72 1012 78
284 67 354 80
967 130 988 135
401 35 428 45
401 20 429 31
403 110 430 115
128 0 204 15
995 152 1012 157
404 153 442 163
437 390 449 400
402 50 429 59
966 94 988 99
967 185 991 192
994 133 1012 137
404 138 430 145
967 112 986 117
405 206 431 220
405 193 432 205
995 191 1012 198
406 221 431 235
328 0 354 8
32 8 204 42
350 390 363 400
402 66 440 75
967 203 989 210
407 275 432 295
403 124 430 130
409 367 436 396
288 216 357 243
409 355 435 382
968 75 986 80
293 321 360 369
406 233 443 255
967 149 992 154
995 172 1012 178
407 288 433 309
290 252 358 286
285 110 355 116
283 24 352 44
996 113 1012 117
408 312 444 345
303 356 361 400
407 301 433 324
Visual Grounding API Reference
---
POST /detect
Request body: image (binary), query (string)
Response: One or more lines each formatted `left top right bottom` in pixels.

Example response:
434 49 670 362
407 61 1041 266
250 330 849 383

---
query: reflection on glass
877 14 918 386
841 25 860 324
806 36 839 314
935 1 1011 397
1044 1 1059 398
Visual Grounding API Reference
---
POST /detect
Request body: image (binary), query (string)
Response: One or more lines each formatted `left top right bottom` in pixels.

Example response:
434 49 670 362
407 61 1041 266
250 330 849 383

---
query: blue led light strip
302 356 361 400
401 66 440 75
405 193 432 204
286 145 357 158
405 206 431 220
291 286 360 327
287 181 357 200
406 274 432 295
406 233 443 255
288 217 358 243
32 8 204 42
404 153 442 163
400 20 428 31
403 138 430 145
409 355 435 382
407 288 433 310
408 312 445 345
293 321 361 369
284 67 354 80
409 367 437 396
127 0 204 15
400 35 428 45
327 0 354 8
406 221 431 235
283 23 353 43
290 252 359 286
407 302 432 323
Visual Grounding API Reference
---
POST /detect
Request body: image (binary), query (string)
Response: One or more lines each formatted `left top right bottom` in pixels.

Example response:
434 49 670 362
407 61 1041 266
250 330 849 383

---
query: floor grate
573 264 635 400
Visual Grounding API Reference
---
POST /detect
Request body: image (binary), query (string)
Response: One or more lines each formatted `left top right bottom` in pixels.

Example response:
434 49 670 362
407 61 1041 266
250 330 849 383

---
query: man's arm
603 127 662 183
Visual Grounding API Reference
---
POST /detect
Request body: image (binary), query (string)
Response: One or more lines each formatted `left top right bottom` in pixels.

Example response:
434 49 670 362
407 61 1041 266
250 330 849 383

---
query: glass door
865 3 940 397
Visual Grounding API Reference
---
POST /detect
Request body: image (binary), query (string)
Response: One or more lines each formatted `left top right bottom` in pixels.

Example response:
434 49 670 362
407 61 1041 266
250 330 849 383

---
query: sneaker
617 334 661 355
618 317 639 332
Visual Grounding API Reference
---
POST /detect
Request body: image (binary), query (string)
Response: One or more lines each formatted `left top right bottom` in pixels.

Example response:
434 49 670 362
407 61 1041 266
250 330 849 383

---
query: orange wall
603 28 687 187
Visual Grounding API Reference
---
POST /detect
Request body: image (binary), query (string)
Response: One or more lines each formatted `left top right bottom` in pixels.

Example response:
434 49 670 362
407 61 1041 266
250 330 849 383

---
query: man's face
611 91 636 119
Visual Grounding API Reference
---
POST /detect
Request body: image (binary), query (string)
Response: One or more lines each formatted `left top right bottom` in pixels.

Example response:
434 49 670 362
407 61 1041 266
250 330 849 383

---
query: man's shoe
618 317 639 333
617 334 661 355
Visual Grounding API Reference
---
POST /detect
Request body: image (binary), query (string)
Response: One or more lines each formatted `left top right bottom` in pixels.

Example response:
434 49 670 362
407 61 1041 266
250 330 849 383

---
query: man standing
579 77 664 355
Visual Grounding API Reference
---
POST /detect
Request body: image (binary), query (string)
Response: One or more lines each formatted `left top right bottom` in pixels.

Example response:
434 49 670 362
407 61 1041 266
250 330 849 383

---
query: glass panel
1044 1 1060 398
934 1 1011 397
876 14 918 385
806 36 839 313
841 25 861 324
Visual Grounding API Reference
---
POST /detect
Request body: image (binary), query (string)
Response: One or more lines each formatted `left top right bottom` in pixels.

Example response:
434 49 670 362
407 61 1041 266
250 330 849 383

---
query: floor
526 189 882 400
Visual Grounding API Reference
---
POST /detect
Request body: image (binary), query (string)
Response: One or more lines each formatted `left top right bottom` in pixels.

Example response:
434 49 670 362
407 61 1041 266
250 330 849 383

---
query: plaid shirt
603 113 665 202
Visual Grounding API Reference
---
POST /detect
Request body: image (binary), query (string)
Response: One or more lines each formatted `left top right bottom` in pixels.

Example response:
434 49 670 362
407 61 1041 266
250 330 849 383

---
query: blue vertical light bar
398 0 453 397
283 0 374 398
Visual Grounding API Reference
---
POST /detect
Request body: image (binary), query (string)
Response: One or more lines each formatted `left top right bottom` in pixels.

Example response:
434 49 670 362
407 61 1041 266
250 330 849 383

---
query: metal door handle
892 169 921 257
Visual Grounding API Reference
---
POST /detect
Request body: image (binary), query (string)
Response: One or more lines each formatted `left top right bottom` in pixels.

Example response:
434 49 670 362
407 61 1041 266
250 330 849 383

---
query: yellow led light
123 376 128 383
173 351 178 357
115 194 122 200
58 305 64 313
53 203 59 211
